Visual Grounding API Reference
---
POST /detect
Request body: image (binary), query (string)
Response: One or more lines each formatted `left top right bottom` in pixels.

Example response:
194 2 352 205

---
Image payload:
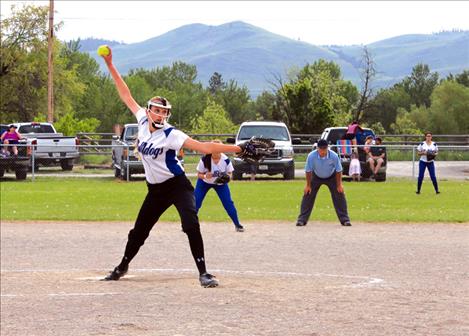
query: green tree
402 64 439 108
276 60 358 133
390 108 422 135
253 91 276 120
129 61 198 91
208 72 225 95
445 70 469 88
54 111 100 136
364 84 412 132
1 4 51 122
426 81 469 134
190 99 236 135
127 63 208 129
1 4 88 126
213 79 254 124
455 70 469 87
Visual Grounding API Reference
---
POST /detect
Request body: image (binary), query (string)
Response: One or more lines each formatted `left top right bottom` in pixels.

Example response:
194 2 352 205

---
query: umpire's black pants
122 174 207 275
297 172 350 225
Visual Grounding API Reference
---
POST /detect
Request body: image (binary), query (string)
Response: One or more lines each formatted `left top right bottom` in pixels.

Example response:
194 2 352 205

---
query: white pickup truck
14 122 80 171
111 123 144 180
227 121 301 180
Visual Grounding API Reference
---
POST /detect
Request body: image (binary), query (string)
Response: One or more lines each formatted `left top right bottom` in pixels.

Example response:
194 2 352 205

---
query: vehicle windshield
18 124 55 133
124 126 138 141
238 126 289 141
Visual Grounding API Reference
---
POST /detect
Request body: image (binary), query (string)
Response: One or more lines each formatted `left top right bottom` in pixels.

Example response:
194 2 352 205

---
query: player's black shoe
103 265 128 281
199 273 219 288
341 221 352 226
296 221 306 226
235 225 245 232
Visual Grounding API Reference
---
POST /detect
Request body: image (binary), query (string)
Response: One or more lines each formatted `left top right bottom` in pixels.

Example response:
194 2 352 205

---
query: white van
227 121 301 180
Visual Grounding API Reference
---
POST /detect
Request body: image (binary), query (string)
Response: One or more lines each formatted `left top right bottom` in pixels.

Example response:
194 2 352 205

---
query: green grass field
1 178 468 223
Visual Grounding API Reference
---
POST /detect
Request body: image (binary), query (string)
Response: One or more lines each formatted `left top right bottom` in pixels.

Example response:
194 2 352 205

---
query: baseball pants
417 160 439 193
120 174 207 275
297 172 350 225
194 179 241 228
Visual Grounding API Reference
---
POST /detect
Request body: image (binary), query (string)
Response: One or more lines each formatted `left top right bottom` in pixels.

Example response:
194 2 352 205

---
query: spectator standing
349 152 361 181
344 121 363 140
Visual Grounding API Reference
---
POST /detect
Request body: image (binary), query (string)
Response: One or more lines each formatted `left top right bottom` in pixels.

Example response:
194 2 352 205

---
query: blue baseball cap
317 139 328 148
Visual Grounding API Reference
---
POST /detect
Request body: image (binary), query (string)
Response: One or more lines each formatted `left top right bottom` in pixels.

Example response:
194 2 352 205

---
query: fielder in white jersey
100 46 244 288
195 141 244 232
416 132 440 194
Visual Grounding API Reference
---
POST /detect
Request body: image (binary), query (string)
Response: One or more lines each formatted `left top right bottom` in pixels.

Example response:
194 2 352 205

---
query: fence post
126 144 129 181
31 145 35 181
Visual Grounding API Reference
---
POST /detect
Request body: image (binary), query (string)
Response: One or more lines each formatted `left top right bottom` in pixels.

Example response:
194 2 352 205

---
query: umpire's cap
317 139 328 149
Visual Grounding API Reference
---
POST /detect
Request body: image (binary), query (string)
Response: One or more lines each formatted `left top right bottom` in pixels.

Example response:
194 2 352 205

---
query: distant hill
77 22 469 97
76 38 126 52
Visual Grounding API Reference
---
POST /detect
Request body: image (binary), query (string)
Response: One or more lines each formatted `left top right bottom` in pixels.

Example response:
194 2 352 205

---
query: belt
312 172 336 180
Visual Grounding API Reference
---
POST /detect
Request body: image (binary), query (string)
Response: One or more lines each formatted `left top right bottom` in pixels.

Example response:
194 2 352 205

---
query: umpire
296 139 352 227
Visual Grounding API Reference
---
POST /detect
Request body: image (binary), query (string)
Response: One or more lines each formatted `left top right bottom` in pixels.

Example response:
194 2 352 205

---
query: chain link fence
1 142 468 181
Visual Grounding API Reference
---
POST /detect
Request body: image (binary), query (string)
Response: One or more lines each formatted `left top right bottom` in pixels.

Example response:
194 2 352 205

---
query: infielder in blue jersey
100 46 245 288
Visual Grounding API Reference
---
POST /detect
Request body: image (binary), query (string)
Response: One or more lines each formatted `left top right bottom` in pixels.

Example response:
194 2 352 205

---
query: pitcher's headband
148 97 171 110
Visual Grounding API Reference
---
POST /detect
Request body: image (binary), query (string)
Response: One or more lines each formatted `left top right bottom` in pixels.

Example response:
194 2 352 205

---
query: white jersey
197 153 234 185
135 108 188 184
417 141 438 162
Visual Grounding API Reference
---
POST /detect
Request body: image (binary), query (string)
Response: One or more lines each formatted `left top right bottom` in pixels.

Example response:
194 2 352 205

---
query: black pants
297 173 350 225
121 174 207 275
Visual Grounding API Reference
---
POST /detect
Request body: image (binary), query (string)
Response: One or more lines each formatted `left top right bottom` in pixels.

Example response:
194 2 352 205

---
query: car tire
15 168 27 180
375 172 386 182
361 163 372 179
60 159 74 171
232 169 243 180
29 163 39 172
114 166 121 178
283 165 295 180
120 164 131 180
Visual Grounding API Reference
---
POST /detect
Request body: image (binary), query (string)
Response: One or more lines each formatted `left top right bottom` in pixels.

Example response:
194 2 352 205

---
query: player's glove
426 150 437 161
214 172 231 185
236 137 275 164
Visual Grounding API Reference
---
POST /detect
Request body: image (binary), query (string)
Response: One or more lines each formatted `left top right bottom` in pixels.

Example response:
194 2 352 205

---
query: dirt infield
1 221 468 336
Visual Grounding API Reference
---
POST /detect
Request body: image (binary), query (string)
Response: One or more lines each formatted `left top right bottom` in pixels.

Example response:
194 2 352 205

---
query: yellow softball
97 45 110 57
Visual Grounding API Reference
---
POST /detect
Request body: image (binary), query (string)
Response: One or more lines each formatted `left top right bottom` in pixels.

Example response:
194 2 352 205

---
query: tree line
1 4 468 136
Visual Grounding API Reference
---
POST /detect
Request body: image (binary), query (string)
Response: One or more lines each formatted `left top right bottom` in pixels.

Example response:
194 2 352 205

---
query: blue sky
2 1 468 45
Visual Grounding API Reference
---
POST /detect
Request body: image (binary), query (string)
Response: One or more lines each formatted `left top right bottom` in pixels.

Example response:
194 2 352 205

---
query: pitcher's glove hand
237 137 275 164
214 172 231 185
426 150 437 161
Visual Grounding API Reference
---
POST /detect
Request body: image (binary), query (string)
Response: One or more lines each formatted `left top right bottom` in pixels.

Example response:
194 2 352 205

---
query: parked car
318 126 387 181
14 122 80 171
227 121 301 180
0 124 32 180
112 124 144 180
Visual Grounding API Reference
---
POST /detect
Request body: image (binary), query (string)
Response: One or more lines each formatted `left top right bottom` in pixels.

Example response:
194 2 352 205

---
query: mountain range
78 21 469 97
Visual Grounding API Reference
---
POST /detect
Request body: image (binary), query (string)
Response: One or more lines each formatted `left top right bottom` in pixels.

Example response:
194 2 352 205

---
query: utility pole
47 0 54 123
